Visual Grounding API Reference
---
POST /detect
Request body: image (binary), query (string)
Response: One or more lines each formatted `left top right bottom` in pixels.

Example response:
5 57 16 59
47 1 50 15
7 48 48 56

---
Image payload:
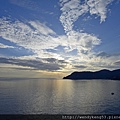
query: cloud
88 52 120 70
0 0 119 72
0 16 105 71
10 0 40 11
0 17 62 58
28 21 56 35
74 65 87 69
87 0 114 23
59 0 114 34
9 0 57 16
63 51 120 71
0 57 65 71
66 31 101 53
96 51 111 58
60 0 88 33
58 0 119 71
42 58 67 64
0 17 101 60
0 43 14 48
114 61 120 66
59 0 115 55
60 0 114 35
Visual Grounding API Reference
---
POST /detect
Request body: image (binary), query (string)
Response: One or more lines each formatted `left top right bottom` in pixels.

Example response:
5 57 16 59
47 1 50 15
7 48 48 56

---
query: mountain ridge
63 69 120 80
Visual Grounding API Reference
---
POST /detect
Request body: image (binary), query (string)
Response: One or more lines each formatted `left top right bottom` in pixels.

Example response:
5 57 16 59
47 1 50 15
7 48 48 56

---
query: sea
0 79 120 114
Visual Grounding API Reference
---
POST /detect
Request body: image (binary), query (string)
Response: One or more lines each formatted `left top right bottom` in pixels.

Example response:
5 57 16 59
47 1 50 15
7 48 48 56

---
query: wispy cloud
0 43 14 48
10 0 40 11
74 65 87 69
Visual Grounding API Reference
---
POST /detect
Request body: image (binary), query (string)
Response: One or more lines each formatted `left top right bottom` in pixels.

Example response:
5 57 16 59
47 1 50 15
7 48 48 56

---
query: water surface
0 79 120 114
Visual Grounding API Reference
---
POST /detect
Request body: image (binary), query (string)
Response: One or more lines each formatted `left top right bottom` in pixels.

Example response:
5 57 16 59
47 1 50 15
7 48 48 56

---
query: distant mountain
63 69 120 80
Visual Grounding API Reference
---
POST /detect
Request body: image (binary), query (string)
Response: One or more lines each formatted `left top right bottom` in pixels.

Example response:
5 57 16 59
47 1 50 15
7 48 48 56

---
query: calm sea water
0 79 120 114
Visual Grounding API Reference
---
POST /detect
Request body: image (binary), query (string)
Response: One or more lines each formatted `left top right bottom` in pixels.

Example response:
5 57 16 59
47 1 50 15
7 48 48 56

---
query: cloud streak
10 0 40 11
0 57 65 71
0 43 14 48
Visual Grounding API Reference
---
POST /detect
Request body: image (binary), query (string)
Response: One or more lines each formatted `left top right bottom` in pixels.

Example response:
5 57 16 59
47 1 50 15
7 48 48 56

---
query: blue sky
0 0 120 78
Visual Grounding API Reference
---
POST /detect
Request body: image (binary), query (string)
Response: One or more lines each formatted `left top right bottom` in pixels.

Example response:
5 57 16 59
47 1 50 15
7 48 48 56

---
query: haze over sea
0 79 120 114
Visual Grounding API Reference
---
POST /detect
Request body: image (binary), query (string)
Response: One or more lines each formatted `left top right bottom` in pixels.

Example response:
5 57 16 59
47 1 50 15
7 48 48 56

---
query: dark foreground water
0 79 120 114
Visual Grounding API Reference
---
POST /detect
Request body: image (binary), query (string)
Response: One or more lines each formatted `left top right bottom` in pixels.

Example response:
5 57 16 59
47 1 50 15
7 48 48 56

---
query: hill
63 69 120 80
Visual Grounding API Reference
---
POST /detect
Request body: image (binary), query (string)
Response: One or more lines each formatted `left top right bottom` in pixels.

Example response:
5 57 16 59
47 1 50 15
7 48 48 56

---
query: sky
0 0 120 79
